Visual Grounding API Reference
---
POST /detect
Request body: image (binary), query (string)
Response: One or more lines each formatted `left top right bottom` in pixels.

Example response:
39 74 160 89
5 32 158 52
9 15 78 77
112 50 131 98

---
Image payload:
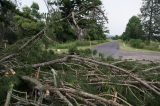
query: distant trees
122 16 144 40
122 0 160 41
140 0 160 41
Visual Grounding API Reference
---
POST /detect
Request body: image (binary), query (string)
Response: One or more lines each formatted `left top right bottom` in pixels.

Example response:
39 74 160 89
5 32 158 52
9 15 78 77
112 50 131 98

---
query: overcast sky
20 0 142 36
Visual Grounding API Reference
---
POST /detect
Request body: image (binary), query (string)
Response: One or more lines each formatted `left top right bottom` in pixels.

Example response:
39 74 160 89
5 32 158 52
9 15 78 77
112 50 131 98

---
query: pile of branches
2 54 160 106
0 29 160 106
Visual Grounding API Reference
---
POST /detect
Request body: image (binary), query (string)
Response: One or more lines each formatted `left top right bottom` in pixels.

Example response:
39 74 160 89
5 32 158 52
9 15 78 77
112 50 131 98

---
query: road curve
94 41 160 61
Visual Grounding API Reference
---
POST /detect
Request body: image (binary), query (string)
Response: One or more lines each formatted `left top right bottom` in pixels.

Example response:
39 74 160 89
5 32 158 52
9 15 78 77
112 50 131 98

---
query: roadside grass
118 40 160 53
47 40 110 54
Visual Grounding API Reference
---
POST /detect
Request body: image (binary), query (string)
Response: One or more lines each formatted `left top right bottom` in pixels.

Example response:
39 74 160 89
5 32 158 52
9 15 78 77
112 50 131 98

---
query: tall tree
140 0 160 41
46 0 108 41
0 0 16 43
122 16 144 40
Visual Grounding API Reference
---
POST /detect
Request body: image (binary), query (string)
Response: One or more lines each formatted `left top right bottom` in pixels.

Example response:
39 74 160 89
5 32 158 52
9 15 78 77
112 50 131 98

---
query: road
94 41 160 61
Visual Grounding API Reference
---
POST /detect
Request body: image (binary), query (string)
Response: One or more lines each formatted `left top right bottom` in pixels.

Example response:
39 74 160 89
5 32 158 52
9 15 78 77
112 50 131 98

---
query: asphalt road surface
94 41 160 62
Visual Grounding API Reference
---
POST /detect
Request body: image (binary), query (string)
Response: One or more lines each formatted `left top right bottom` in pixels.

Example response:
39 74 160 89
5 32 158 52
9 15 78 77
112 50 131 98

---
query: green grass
51 40 109 49
118 40 160 53
47 40 110 54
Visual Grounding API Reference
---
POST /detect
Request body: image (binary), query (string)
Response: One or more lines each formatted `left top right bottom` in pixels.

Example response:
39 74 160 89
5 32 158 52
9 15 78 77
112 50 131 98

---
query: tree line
122 0 160 42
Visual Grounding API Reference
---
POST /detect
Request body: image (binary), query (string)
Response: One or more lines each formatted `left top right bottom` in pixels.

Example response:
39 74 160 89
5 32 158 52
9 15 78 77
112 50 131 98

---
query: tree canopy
0 1 44 44
122 16 144 40
140 0 160 41
46 0 108 41
0 0 108 43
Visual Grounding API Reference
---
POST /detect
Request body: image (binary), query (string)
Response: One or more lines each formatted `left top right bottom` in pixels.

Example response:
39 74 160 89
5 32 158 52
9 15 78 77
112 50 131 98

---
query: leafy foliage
129 39 145 49
46 0 107 41
140 0 160 41
122 16 144 40
127 39 160 51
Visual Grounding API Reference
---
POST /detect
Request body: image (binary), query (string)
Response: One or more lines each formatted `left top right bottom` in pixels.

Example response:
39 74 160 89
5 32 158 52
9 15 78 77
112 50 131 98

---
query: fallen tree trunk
50 88 121 106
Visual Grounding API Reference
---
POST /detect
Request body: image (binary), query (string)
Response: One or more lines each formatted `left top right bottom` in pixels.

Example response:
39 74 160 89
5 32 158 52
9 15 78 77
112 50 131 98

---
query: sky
19 0 142 36
102 0 142 35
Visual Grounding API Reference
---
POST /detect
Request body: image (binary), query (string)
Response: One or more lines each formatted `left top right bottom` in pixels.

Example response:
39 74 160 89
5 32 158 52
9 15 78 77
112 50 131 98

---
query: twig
128 87 143 103
88 82 145 93
69 93 97 106
51 68 74 106
68 55 160 96
13 89 28 100
99 93 132 106
50 88 122 106
111 60 135 65
11 94 47 106
65 93 80 106
19 29 45 50
0 54 17 63
143 66 160 72
4 84 14 106
15 56 69 68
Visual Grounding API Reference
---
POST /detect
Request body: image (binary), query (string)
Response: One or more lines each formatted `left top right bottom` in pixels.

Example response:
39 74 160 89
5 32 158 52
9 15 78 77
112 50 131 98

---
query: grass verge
47 40 110 54
118 40 160 53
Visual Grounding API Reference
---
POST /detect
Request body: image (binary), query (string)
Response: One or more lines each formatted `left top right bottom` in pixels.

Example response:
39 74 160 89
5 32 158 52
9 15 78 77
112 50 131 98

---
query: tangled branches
3 55 160 106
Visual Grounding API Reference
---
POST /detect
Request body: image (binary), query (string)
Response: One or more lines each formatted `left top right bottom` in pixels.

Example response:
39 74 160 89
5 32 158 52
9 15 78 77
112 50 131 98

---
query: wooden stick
99 93 132 106
50 88 121 106
4 84 14 106
69 93 97 106
143 66 160 72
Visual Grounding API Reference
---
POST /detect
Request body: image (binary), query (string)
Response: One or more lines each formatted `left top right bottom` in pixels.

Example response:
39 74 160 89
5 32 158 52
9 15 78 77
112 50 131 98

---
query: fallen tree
1 53 158 106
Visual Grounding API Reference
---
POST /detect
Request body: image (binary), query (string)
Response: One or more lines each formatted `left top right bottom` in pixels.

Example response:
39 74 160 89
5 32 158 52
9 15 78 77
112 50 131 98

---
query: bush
92 49 97 55
128 39 160 51
68 45 78 54
75 40 90 47
129 39 145 49
146 43 160 51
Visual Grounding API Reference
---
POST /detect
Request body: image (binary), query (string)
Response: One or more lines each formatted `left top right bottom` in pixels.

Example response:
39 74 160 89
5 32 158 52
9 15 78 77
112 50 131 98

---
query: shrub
99 53 105 60
144 41 160 51
128 39 160 51
73 49 92 56
129 39 145 49
106 56 114 61
75 40 90 47
68 45 78 54
92 49 97 55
